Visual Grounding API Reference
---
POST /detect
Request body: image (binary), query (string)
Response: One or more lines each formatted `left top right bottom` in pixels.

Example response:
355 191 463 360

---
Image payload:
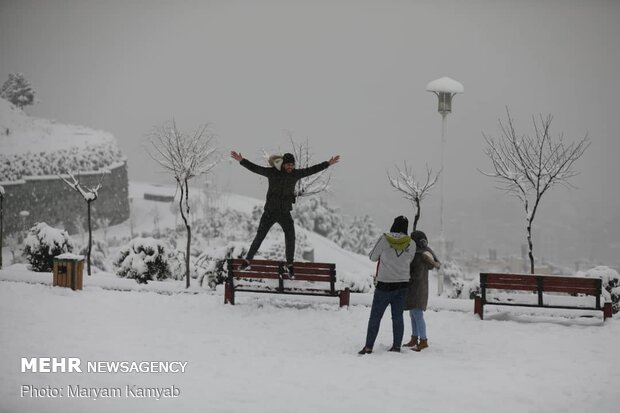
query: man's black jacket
240 159 329 212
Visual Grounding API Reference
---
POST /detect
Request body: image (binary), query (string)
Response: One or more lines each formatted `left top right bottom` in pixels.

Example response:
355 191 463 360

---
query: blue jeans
364 287 407 349
409 309 427 340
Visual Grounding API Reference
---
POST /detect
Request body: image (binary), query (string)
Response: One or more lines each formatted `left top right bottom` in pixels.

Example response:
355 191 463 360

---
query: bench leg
474 296 483 320
339 288 350 308
224 283 235 305
603 302 612 321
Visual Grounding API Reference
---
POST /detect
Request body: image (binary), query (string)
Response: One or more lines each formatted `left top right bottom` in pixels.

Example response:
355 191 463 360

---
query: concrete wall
1 162 129 235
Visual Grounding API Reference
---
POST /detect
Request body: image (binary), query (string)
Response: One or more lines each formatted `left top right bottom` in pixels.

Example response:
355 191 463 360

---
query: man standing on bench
231 150 340 278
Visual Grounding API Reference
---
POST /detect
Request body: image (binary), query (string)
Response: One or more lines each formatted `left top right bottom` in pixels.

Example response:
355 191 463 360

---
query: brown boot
412 339 428 352
402 336 419 347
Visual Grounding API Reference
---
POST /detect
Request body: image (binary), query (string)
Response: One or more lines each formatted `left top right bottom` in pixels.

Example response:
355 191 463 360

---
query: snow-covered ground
1 182 618 412
0 274 617 413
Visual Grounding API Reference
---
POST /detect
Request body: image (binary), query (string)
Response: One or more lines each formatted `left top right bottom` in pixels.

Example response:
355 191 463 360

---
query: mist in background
1 0 619 266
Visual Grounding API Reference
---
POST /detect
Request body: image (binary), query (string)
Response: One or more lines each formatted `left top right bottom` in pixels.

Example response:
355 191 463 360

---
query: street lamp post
426 77 463 295
0 185 4 269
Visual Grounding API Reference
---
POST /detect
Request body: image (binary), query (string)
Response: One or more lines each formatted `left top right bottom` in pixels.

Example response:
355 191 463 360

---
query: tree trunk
0 196 3 269
185 224 191 288
526 219 534 274
178 179 191 288
526 197 542 275
413 198 421 231
87 200 92 275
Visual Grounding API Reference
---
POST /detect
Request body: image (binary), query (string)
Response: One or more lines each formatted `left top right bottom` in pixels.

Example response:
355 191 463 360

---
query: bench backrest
480 273 602 296
228 259 336 283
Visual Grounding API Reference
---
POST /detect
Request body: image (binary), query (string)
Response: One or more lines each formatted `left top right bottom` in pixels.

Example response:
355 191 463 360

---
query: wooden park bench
474 273 613 321
225 258 350 307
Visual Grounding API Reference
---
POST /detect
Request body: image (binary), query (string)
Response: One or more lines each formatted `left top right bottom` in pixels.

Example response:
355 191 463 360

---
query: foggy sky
1 0 619 265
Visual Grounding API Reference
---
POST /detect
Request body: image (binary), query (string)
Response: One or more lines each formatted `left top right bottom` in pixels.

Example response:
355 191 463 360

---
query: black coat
404 248 440 311
240 159 329 211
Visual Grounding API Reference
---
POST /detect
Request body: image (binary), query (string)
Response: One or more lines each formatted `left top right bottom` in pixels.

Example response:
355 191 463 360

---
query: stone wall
1 162 130 235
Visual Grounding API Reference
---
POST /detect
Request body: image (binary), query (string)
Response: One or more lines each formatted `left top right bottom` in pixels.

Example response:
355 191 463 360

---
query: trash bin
53 254 85 291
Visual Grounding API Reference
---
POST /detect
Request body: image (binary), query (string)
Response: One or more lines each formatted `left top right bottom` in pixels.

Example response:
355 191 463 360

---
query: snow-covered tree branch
58 171 103 202
480 107 590 274
148 120 220 288
57 171 105 275
286 131 331 198
388 162 440 231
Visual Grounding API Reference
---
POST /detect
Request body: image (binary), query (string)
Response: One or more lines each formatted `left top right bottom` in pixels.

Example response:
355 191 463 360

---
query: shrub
440 260 467 298
259 229 312 262
466 279 481 299
113 237 171 284
166 249 187 281
23 223 74 272
338 270 374 293
194 207 254 242
78 239 110 273
0 141 124 181
579 266 620 314
193 242 248 289
292 197 380 255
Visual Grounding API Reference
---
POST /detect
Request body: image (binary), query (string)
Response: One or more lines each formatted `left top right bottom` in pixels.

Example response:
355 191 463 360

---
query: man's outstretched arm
296 155 341 178
231 151 271 177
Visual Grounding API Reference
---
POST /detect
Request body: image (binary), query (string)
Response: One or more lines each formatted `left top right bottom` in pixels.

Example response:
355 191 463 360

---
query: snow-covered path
1 279 617 413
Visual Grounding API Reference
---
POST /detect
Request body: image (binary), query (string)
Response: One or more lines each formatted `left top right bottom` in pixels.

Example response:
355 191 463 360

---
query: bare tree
58 172 104 275
148 120 219 288
481 108 590 274
286 131 331 198
388 163 440 231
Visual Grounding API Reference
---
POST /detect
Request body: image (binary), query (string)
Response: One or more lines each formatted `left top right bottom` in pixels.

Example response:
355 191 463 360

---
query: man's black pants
246 209 295 264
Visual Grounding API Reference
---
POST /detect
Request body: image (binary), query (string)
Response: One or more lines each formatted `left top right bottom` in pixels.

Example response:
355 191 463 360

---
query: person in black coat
231 150 340 276
402 230 440 352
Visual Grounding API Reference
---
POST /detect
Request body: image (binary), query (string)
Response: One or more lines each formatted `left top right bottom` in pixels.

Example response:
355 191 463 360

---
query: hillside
123 182 376 290
0 98 124 181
